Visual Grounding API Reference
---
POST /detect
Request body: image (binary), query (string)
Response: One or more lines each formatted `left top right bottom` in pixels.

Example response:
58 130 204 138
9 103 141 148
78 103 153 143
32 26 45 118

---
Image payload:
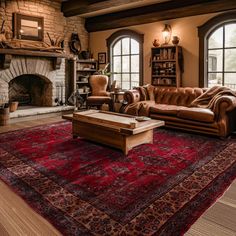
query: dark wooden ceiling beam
62 0 143 17
85 0 236 32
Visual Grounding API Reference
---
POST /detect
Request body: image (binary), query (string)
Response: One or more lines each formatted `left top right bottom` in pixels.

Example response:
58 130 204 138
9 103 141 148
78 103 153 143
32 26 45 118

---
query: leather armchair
86 75 112 110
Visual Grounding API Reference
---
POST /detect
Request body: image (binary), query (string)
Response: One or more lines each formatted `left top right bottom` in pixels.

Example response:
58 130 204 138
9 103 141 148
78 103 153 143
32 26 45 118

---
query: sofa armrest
124 89 141 104
211 95 236 118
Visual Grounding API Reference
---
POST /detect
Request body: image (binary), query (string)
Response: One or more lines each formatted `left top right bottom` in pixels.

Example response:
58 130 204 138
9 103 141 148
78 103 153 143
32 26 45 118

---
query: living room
0 0 236 235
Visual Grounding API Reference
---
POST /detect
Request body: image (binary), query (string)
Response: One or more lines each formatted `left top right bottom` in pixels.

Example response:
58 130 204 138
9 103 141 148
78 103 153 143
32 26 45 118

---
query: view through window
111 37 140 90
207 23 236 89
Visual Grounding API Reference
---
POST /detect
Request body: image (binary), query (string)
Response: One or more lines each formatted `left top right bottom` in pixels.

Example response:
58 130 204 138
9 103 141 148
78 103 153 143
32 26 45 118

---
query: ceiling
61 0 171 18
76 0 170 18
61 0 236 32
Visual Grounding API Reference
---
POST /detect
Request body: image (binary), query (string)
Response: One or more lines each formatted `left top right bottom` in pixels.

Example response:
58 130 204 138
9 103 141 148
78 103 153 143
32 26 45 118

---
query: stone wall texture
0 0 88 105
0 0 88 54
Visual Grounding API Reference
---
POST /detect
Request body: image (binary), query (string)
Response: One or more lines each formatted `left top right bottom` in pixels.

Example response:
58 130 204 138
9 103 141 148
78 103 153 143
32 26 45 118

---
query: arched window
107 29 144 90
199 12 236 88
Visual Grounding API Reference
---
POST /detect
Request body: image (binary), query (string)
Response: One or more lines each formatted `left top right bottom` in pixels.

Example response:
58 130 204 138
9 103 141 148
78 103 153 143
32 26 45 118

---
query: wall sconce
162 24 172 45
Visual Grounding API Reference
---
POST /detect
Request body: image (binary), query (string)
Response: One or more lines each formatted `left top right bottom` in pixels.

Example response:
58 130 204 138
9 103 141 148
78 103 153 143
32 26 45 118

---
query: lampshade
162 24 172 45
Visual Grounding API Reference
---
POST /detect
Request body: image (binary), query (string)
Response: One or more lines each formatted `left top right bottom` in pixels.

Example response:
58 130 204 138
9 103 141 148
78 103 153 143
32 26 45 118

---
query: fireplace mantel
0 49 68 70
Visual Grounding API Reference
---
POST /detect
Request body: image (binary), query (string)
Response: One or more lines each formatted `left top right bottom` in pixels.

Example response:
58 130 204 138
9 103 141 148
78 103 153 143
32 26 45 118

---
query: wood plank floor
0 116 235 236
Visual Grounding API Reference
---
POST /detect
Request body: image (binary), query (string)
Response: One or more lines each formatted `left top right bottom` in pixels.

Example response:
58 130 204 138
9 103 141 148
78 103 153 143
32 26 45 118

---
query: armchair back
89 75 110 96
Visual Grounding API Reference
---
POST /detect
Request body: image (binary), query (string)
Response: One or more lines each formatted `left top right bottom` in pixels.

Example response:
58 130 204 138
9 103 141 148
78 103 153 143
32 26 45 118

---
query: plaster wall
89 12 219 87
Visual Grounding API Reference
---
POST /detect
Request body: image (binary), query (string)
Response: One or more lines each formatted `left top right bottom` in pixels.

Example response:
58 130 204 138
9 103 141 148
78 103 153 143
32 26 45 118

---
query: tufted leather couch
123 86 236 137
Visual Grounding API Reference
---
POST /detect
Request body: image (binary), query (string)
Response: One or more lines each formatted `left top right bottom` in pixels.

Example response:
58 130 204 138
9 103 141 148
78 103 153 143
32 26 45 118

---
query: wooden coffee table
72 110 164 155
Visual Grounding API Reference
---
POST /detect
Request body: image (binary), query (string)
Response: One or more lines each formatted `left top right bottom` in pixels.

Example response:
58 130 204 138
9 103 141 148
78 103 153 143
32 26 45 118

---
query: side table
110 91 126 113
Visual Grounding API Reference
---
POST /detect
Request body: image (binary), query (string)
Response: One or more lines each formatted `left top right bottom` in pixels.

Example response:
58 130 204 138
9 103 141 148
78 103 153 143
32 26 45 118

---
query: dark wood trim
106 29 144 88
85 0 236 32
62 0 141 17
198 11 236 87
0 49 67 58
0 49 67 70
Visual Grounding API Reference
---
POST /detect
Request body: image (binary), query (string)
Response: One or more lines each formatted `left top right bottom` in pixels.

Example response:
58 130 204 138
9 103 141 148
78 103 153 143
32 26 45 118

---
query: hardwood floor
0 116 235 236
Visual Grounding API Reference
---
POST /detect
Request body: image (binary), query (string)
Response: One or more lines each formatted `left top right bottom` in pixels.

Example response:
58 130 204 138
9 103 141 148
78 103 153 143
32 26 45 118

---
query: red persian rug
0 122 236 235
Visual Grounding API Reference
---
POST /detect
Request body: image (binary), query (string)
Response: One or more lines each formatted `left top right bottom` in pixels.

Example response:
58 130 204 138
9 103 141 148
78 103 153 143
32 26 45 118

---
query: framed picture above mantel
13 13 44 41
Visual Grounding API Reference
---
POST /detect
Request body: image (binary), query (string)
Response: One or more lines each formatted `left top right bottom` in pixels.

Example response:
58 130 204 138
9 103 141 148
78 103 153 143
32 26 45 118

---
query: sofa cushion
124 101 155 116
155 87 204 106
177 107 215 123
150 104 186 116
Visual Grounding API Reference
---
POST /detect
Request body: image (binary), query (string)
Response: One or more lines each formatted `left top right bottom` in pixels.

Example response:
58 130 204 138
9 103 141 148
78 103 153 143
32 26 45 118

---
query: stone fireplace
0 53 66 107
9 74 52 106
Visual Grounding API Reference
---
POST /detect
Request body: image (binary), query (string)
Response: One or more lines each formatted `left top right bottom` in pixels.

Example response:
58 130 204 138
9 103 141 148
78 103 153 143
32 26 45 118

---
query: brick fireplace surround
0 55 66 106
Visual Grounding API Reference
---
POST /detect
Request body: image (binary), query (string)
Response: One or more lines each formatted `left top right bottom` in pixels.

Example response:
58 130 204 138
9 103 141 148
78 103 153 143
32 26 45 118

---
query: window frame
198 11 236 87
106 29 144 89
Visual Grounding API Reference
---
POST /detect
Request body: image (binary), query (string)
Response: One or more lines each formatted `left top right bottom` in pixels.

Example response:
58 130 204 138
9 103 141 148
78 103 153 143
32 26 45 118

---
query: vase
172 36 180 45
152 39 159 47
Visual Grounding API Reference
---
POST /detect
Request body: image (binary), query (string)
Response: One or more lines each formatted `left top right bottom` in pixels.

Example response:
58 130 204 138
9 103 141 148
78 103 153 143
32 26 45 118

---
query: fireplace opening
9 74 53 106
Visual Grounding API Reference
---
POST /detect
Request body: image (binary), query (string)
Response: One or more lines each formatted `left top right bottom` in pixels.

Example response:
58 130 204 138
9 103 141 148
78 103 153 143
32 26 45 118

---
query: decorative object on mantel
0 13 64 53
46 32 64 49
13 13 44 41
0 39 64 52
69 33 81 55
162 24 172 45
0 19 6 47
80 50 91 60
172 36 180 45
152 39 160 47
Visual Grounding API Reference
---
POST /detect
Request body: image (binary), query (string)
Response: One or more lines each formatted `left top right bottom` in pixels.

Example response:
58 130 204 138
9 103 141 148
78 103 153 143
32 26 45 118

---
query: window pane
122 38 130 54
208 50 223 72
225 24 236 48
122 73 130 82
208 73 223 87
113 56 121 72
131 74 139 88
224 73 236 89
208 27 223 49
131 55 139 73
131 82 139 88
131 39 139 54
122 56 130 72
113 40 121 55
122 82 130 90
113 74 121 88
225 49 236 71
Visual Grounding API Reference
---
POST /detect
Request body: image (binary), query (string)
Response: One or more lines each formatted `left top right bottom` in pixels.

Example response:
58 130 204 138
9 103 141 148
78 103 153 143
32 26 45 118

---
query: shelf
151 46 183 88
77 69 96 72
79 92 91 95
76 81 89 84
152 75 176 78
153 84 176 87
77 59 97 64
152 59 176 62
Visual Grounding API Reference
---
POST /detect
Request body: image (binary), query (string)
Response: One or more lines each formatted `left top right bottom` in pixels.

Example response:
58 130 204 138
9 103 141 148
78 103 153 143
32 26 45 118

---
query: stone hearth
0 55 66 106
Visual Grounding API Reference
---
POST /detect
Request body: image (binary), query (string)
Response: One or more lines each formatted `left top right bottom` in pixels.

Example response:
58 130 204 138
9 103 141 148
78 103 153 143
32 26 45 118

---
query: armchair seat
87 96 112 107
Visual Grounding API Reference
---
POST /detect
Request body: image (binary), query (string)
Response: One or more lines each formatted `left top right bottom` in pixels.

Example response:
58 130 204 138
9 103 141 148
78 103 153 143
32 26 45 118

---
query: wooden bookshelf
151 46 183 87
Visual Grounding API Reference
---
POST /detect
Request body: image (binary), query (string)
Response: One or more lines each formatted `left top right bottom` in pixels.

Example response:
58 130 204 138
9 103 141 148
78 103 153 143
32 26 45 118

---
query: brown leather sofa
123 85 236 137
